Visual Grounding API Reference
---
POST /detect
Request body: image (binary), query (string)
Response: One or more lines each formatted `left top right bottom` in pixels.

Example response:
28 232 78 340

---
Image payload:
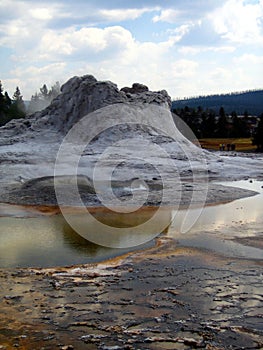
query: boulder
120 83 149 94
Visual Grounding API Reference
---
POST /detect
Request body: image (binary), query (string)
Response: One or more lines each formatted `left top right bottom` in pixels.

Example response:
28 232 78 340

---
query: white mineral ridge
0 74 262 192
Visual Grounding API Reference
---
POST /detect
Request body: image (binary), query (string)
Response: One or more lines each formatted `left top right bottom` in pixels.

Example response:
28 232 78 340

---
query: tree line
0 81 60 127
172 105 263 151
0 82 26 126
172 89 263 116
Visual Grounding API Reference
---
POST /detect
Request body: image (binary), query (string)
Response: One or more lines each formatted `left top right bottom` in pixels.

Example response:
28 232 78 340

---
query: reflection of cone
55 103 208 248
64 207 173 248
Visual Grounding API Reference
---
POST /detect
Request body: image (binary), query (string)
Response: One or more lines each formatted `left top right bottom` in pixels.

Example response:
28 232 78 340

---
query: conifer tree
28 82 60 114
253 114 263 151
0 81 5 115
12 86 26 113
216 107 228 137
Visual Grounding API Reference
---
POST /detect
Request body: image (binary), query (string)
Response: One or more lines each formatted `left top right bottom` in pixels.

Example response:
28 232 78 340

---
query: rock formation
0 74 261 208
0 75 171 141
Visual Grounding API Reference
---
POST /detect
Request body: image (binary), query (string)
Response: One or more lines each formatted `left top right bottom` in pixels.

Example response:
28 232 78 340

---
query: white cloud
212 46 236 53
178 45 235 55
167 23 195 44
233 53 263 65
2 23 175 98
204 53 263 94
178 46 201 55
171 59 199 78
153 9 181 23
0 0 262 101
0 1 61 52
38 26 135 61
29 8 54 21
209 0 263 44
209 67 232 82
99 8 152 21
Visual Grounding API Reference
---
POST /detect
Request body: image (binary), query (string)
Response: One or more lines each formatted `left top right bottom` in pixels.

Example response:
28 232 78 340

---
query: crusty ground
0 237 262 350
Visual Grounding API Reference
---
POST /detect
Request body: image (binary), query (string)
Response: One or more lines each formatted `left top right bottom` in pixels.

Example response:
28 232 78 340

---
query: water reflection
0 215 154 268
0 180 262 268
65 208 172 248
168 180 263 260
170 180 263 233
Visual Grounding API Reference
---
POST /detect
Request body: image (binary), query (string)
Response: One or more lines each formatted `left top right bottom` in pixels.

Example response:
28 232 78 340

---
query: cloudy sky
0 0 263 100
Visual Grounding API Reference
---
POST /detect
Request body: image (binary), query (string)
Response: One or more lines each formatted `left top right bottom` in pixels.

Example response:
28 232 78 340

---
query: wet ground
0 180 263 349
0 237 262 350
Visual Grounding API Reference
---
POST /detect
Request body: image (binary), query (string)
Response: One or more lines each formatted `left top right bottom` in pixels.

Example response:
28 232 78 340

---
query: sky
0 0 263 100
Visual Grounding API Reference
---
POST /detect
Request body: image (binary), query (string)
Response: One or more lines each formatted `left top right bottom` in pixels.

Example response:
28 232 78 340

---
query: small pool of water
168 179 263 260
171 180 263 232
0 214 156 268
0 179 262 268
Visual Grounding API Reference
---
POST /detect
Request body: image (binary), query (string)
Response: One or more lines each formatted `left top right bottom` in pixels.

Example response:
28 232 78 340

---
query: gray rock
0 75 171 140
121 82 149 94
0 74 261 208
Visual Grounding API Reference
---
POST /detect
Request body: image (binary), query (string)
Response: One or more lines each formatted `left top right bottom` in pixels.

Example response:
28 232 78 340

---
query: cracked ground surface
0 237 262 350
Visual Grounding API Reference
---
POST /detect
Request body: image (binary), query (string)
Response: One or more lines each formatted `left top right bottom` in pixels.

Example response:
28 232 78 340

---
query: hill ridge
172 89 263 116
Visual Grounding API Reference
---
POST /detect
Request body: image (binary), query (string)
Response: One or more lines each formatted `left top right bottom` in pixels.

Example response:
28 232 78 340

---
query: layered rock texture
0 74 261 207
0 75 171 140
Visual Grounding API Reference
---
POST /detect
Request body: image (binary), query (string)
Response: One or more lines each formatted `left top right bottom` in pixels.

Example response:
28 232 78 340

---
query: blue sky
0 0 263 100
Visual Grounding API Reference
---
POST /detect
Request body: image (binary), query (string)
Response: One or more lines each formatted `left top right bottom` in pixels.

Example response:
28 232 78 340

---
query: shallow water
0 213 156 268
168 179 263 260
172 180 263 232
0 179 262 267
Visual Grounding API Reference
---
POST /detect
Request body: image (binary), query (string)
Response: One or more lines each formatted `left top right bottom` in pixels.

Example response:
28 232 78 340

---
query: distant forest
171 89 263 150
172 89 263 116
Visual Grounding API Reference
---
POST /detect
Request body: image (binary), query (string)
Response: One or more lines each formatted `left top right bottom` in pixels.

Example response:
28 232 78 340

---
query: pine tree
40 84 49 101
12 86 26 114
201 110 216 137
27 82 60 114
0 83 25 125
253 114 263 151
216 107 228 137
27 93 41 115
49 81 60 101
4 92 11 107
231 112 249 138
0 81 5 115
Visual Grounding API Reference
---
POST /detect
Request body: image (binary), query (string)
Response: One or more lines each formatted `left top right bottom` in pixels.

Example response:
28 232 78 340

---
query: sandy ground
0 235 262 350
